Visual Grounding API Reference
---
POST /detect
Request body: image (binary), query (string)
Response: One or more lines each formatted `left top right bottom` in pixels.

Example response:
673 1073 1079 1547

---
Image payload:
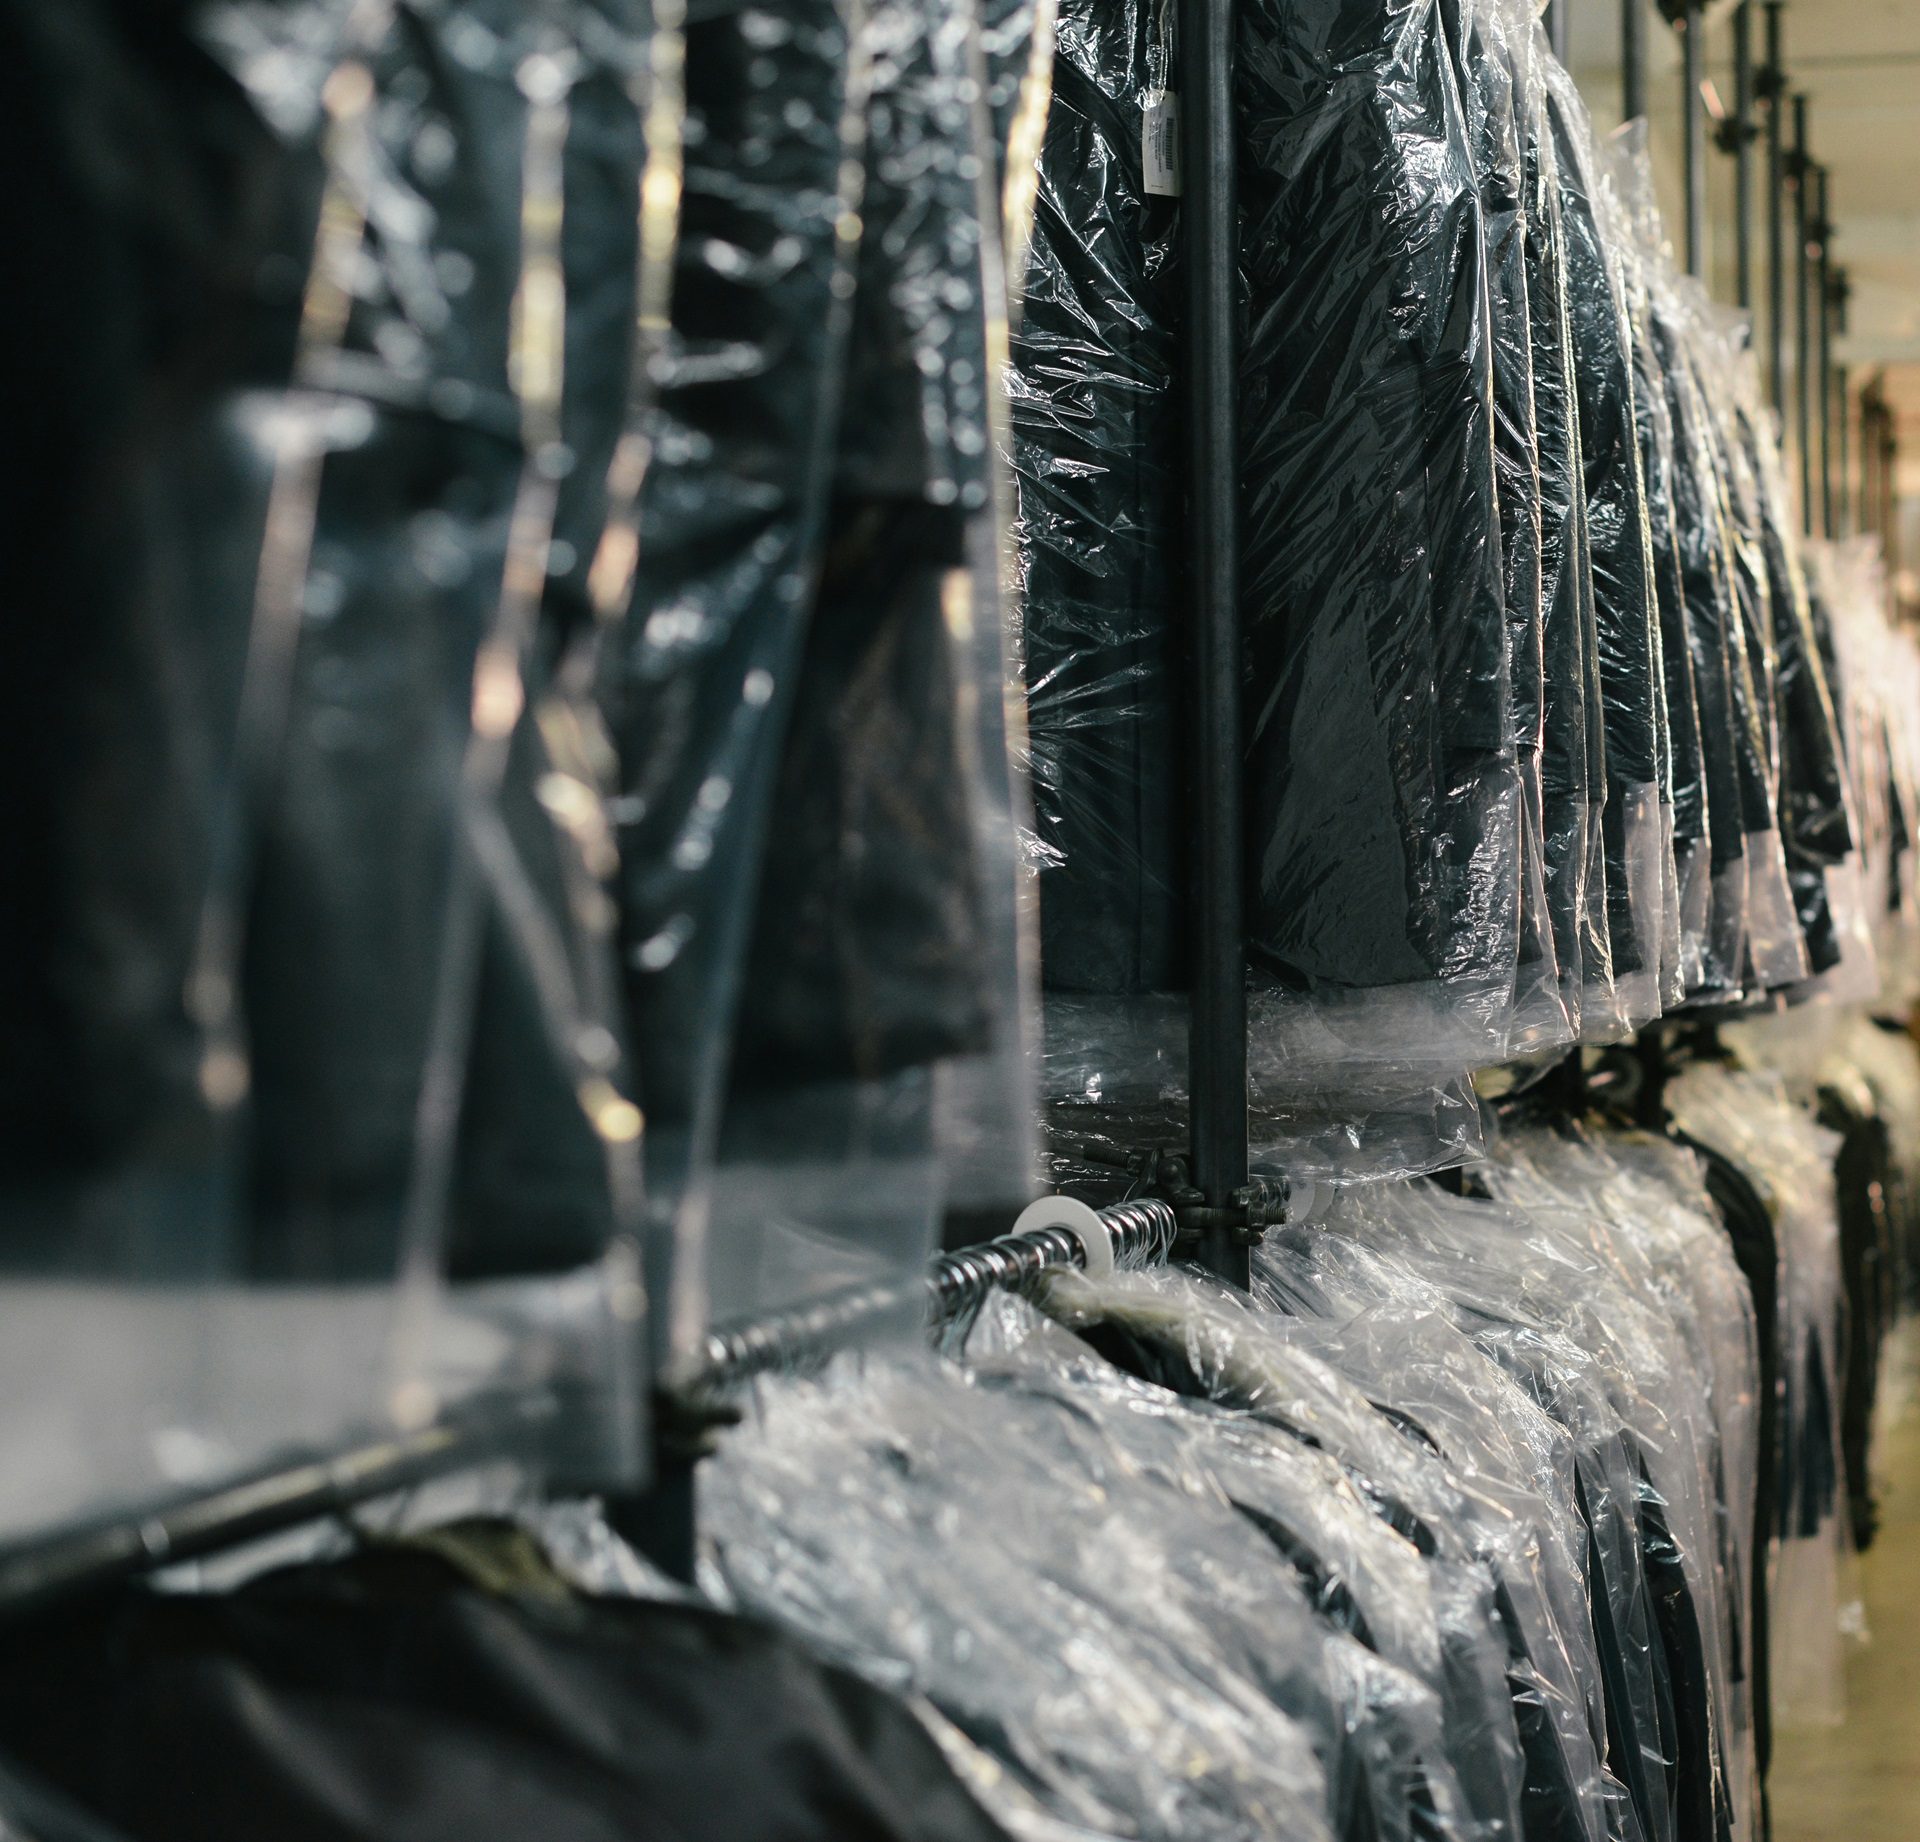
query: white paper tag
1142 88 1180 197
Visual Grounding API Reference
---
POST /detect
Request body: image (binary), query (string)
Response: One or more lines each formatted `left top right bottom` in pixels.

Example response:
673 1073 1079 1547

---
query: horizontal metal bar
0 1199 1181 1617
689 1197 1181 1390
0 1389 563 1622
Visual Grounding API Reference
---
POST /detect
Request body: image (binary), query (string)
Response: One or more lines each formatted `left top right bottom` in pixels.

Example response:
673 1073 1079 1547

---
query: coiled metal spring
691 1195 1179 1390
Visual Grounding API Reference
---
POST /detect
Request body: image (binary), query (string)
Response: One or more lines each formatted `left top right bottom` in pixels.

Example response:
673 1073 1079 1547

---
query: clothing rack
0 1199 1181 1621
0 1387 563 1623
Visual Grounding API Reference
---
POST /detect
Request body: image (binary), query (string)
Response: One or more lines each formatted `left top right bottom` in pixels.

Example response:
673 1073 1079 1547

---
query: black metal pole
1860 394 1874 539
1762 2 1786 417
1732 0 1755 307
1180 0 1249 1289
1682 2 1706 277
1547 0 1569 66
1886 423 1900 580
1833 268 1852 532
1837 362 1851 534
1815 167 1833 537
1623 0 1646 120
1794 94 1813 534
1859 395 1873 539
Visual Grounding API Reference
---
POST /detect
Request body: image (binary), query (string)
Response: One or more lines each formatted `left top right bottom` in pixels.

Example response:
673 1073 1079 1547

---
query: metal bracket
1162 1168 1286 1251
1045 1136 1285 1251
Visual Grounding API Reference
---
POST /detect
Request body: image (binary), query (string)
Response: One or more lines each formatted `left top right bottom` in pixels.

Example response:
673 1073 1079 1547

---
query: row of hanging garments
0 0 1054 1526
1021 0 1920 1185
5 0 1920 1838
0 1013 1912 1842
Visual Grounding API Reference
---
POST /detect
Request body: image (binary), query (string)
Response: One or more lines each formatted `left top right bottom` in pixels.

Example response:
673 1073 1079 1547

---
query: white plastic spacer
1011 1195 1114 1279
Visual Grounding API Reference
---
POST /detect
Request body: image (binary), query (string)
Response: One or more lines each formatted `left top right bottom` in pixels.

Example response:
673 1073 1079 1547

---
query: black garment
1678 1131 1779 1830
609 0 996 1146
1010 0 1185 998
2 0 639 1282
0 1542 1015 1842
211 0 645 1283
732 0 1003 1087
0 1756 139 1842
604 0 867 1143
1543 67 1663 1011
1612 216 1709 994
1237 0 1515 1013
1520 56 1600 1023
1061 1293 1612 1842
1754 460 1855 977
1457 0 1559 1044
730 500 993 1088
1818 1081 1897 1552
0 0 274 1185
1649 307 1752 999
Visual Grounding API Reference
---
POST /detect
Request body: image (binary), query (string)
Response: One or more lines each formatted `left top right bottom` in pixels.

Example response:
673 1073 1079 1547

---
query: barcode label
1143 88 1180 196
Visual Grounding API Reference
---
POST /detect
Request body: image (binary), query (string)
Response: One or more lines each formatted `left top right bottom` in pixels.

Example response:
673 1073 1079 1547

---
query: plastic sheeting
1238 0 1519 1070
0 0 673 1536
1602 128 1709 1003
1517 12 1604 1043
1542 62 1665 1036
610 0 1046 1366
1666 1062 1850 1728
1256 1149 1760 1842
1036 1263 1618 1842
706 1348 1350 1842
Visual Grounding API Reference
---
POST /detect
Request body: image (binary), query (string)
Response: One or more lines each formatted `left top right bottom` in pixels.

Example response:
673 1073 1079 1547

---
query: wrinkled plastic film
1011 0 1183 1006
1687 304 1810 992
1263 1175 1727 1842
1009 0 1195 1179
1514 11 1598 1040
1470 0 1567 1054
933 3 1048 1224
1542 56 1666 1036
1063 1262 1617 1842
701 0 1048 1337
1488 1129 1765 1842
600 0 869 1369
0 0 682 1540
1238 0 1520 1067
705 1346 1348 1842
1602 126 1710 1002
1667 1063 1851 1728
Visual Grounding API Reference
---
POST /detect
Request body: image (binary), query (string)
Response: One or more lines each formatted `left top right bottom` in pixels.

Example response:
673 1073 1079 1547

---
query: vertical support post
1794 94 1813 534
1732 1 1755 307
1837 364 1851 534
1884 411 1894 553
1682 2 1706 277
1864 388 1883 542
1547 0 1569 66
1815 168 1833 537
1833 268 1851 532
1762 2 1786 417
1886 422 1901 582
1180 0 1249 1289
1623 0 1646 120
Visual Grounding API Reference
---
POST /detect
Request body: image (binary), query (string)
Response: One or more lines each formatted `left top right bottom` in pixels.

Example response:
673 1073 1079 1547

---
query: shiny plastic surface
1667 1062 1849 1728
0 0 674 1537
1238 0 1520 1064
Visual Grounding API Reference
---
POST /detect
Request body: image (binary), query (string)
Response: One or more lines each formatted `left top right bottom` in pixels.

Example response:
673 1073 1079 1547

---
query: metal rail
1180 0 1251 1289
691 1197 1181 1388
